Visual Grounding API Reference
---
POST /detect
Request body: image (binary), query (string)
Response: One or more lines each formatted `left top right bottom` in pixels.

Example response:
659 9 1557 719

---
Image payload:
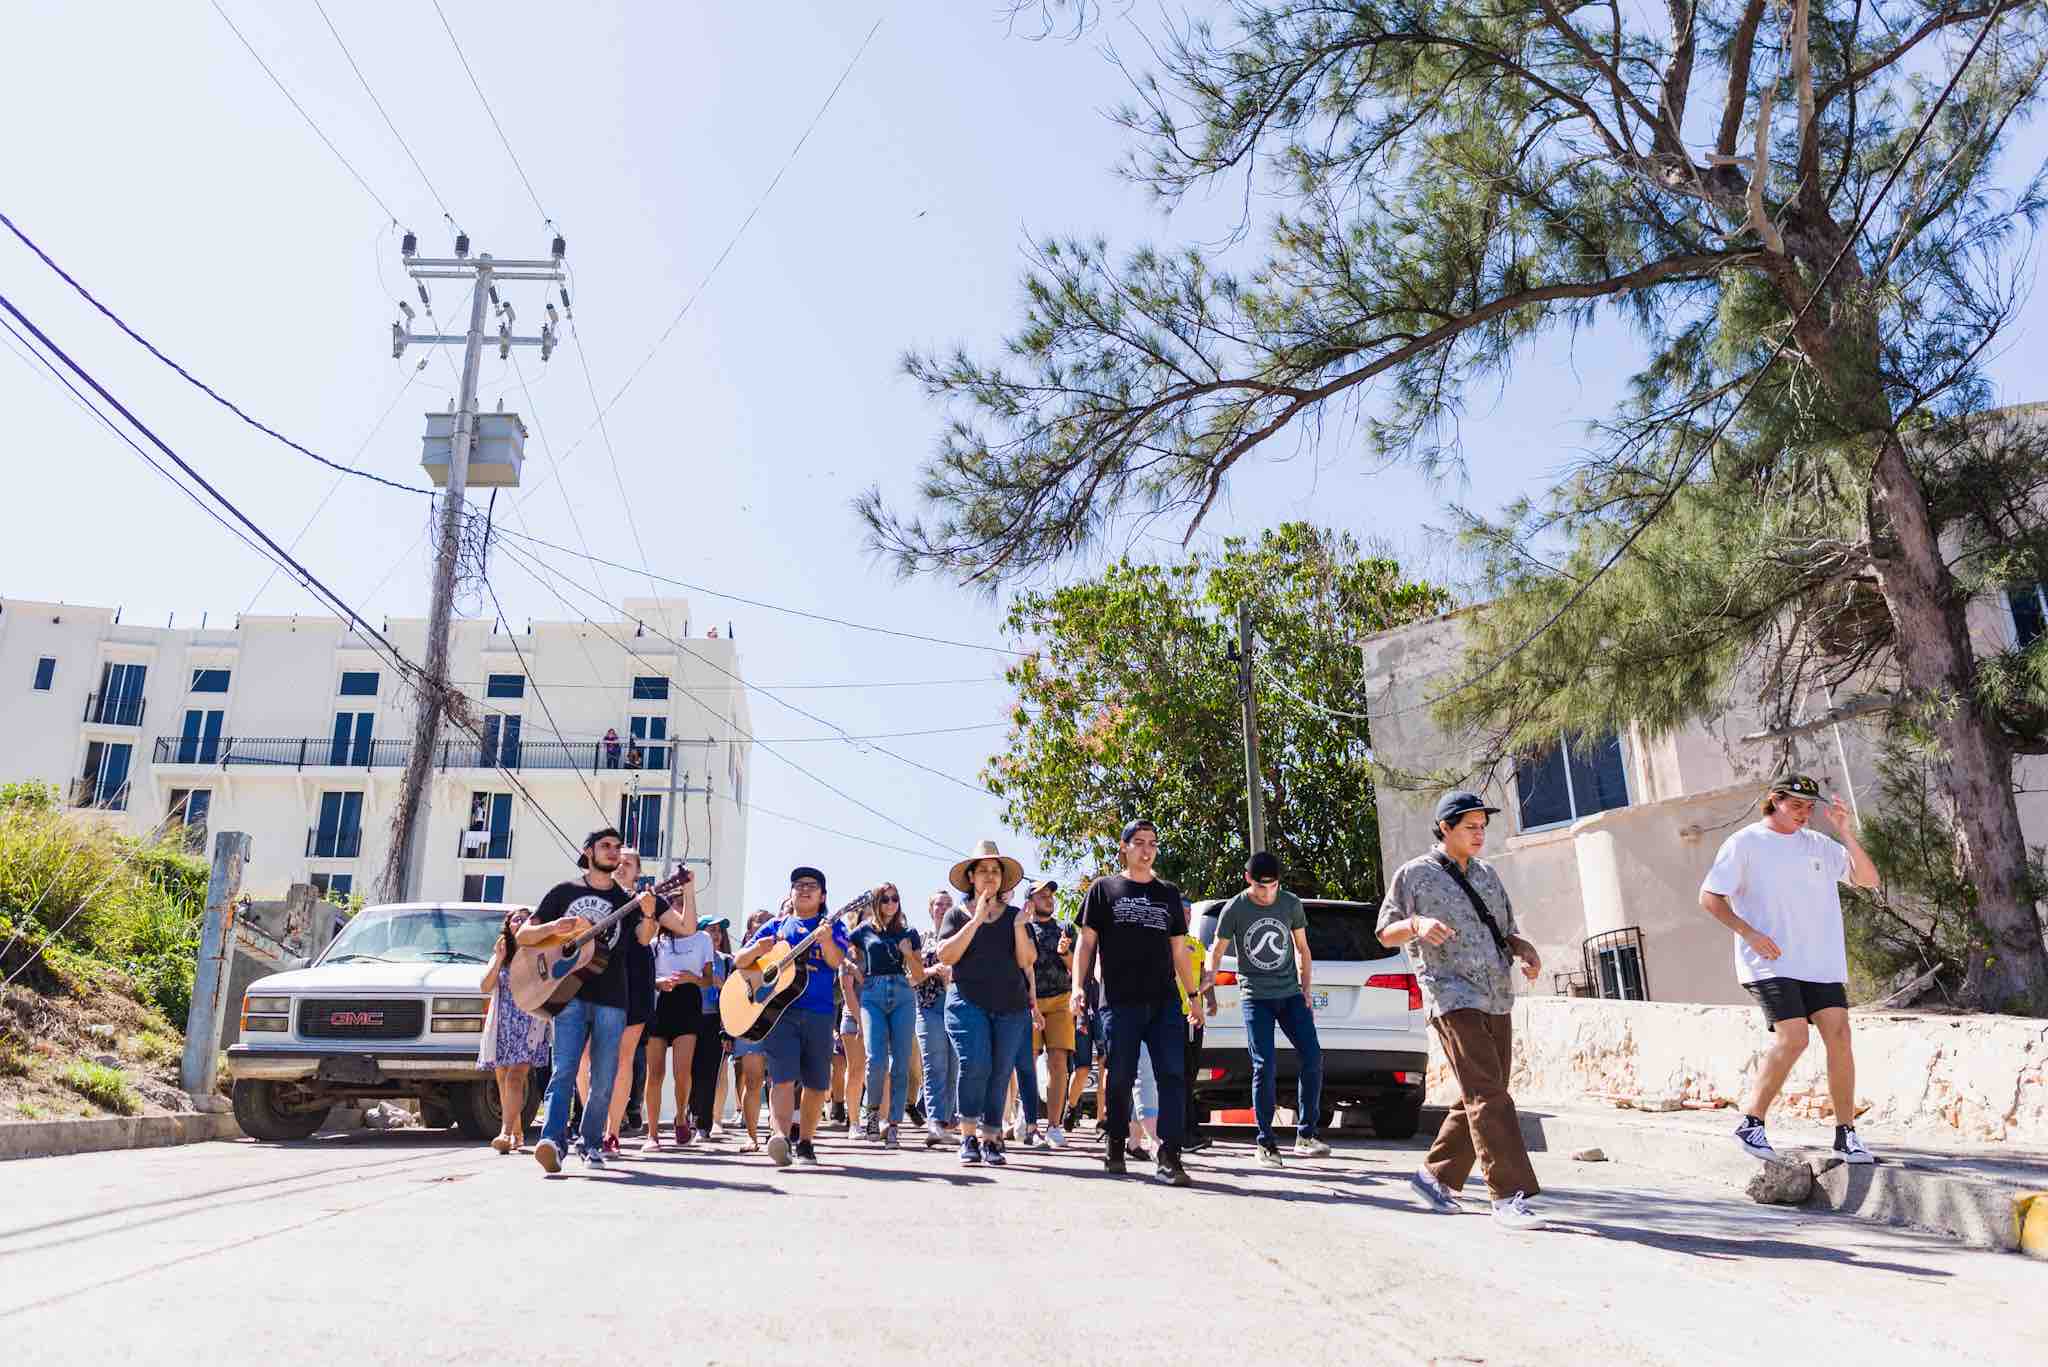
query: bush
57 1058 139 1114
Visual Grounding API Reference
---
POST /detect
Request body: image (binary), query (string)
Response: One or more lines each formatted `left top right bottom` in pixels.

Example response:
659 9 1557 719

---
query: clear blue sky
2 1 2041 915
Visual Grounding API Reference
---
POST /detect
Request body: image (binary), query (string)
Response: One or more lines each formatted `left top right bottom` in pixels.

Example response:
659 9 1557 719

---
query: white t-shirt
1700 821 1853 985
653 929 712 982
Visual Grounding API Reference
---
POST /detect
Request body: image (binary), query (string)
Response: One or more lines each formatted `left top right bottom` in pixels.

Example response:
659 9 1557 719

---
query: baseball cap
576 826 624 869
1120 819 1158 843
1768 772 1821 800
1030 878 1059 897
789 865 827 892
1433 790 1501 826
1245 850 1281 880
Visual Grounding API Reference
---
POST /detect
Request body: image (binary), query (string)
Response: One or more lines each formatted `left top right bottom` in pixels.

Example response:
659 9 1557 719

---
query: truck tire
418 1096 455 1130
451 1081 501 1140
231 1079 329 1142
1372 1092 1424 1141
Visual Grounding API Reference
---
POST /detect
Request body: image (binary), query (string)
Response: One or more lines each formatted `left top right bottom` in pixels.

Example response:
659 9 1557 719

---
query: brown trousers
1425 1009 1540 1199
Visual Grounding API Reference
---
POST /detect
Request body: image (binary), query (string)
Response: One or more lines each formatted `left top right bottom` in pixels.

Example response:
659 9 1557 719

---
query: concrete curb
0 1111 241 1162
1499 1105 2041 1255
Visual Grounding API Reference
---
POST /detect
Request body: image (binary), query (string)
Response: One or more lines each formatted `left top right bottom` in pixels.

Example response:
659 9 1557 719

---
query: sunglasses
792 880 823 892
878 894 900 903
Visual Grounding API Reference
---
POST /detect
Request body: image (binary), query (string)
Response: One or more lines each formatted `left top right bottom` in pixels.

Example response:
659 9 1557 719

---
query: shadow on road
1537 1188 1955 1277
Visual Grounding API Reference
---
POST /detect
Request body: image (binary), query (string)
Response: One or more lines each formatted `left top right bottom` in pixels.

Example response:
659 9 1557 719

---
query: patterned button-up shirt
1376 850 1520 1018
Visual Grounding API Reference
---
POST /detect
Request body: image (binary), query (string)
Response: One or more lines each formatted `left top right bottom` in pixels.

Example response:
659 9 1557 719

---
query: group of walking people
472 767 1881 1231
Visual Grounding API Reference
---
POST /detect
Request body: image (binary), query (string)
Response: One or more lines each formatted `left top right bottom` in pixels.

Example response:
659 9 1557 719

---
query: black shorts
1743 977 1848 1027
649 984 704 1040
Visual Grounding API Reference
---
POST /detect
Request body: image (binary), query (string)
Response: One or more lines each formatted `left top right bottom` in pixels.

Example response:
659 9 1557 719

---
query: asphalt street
0 1123 2037 1366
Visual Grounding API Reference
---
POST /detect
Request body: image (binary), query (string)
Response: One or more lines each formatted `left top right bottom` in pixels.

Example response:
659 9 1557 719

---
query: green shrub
56 1059 140 1114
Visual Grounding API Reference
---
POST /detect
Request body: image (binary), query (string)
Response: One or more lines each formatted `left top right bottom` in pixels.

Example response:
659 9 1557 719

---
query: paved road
1 1124 2037 1365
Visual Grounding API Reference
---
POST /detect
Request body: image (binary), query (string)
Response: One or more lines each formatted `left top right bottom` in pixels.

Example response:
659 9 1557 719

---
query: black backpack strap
1432 853 1512 962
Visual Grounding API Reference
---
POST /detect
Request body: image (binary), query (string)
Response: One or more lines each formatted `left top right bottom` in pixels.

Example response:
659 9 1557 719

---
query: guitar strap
1431 853 1512 962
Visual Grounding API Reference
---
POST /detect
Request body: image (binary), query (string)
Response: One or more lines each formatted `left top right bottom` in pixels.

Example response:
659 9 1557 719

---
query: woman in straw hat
934 840 1038 1167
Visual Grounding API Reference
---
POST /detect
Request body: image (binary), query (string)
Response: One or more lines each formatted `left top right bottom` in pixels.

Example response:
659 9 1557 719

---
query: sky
2 1 2043 916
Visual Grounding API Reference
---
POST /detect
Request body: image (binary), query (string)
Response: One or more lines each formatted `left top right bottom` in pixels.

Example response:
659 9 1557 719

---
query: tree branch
1717 0 1770 158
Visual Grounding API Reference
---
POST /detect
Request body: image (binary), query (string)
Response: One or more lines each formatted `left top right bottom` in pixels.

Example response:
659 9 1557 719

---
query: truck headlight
430 1017 485 1033
244 995 290 1015
432 997 489 1015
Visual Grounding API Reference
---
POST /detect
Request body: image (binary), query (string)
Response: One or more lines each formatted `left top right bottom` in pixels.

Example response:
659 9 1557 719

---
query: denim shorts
763 1006 834 1090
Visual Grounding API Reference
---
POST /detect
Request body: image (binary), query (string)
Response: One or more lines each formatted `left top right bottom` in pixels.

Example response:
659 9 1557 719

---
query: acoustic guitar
507 869 691 1017
720 892 872 1041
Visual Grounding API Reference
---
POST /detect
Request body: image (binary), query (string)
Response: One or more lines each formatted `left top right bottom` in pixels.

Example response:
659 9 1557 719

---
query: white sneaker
1834 1128 1876 1165
1044 1125 1067 1150
1408 1168 1460 1214
1258 1144 1284 1168
1491 1191 1546 1230
1293 1136 1332 1158
1734 1117 1778 1162
767 1134 792 1168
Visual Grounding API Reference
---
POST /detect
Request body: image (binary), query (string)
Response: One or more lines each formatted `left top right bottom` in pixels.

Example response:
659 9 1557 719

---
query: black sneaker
1181 1133 1213 1154
906 1101 926 1127
983 1139 1007 1167
1103 1138 1127 1175
793 1139 820 1166
830 1102 849 1126
959 1135 984 1165
1064 1105 1083 1131
1733 1115 1778 1162
622 1103 643 1132
1126 1140 1152 1163
1154 1154 1192 1188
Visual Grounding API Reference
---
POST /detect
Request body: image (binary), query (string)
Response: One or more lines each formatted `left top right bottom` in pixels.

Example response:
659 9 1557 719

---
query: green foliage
0 800 208 1022
0 780 60 813
56 1058 139 1115
990 523 1449 899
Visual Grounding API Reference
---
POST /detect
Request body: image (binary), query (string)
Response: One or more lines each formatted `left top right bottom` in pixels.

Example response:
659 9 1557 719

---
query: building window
1584 927 1650 1001
338 670 379 697
632 675 668 700
32 656 55 691
310 872 354 903
630 715 668 770
178 708 225 764
2010 583 2048 650
310 791 363 859
1515 731 1630 831
485 673 525 699
462 791 513 860
167 789 211 852
481 713 522 768
620 793 662 858
89 661 147 726
190 668 231 693
78 741 133 810
330 711 374 766
462 874 506 902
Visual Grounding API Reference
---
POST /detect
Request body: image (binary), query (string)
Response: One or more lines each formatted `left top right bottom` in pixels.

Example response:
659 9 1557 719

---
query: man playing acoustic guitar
521 827 697 1174
736 866 851 1168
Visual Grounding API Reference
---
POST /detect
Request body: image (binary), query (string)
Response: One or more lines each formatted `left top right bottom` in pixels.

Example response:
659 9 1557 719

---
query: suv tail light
1366 972 1423 1011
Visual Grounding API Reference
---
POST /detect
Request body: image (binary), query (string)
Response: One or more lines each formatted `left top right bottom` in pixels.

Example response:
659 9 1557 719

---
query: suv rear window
1302 902 1381 961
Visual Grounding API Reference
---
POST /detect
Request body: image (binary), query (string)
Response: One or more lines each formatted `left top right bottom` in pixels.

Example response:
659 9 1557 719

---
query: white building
0 594 750 922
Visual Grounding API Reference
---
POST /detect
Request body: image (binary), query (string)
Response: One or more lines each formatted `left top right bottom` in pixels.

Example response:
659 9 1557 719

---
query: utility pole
1233 602 1268 853
379 232 564 903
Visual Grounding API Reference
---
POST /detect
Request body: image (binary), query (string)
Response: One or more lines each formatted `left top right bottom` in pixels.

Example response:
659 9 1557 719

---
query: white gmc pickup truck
226 901 543 1142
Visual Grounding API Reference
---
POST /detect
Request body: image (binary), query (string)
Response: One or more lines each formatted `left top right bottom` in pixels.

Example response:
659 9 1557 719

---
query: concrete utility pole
181 830 249 1104
1233 602 1268 853
655 740 714 883
380 234 564 903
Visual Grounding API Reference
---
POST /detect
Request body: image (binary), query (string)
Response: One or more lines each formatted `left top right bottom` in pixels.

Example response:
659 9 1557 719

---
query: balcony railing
306 827 362 859
84 693 146 727
153 735 624 773
457 829 513 860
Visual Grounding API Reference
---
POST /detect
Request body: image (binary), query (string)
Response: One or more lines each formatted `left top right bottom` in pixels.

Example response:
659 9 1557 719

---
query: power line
517 17 883 500
714 791 959 863
480 573 609 828
1384 0 2017 720
490 524 1027 656
0 209 434 497
209 0 400 224
312 0 460 229
430 0 550 227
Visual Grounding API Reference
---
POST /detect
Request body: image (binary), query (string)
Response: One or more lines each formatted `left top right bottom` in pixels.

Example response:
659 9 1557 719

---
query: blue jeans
917 999 958 1125
1104 1000 1187 1150
540 996 624 1156
945 990 1030 1132
1012 1019 1040 1126
1244 992 1324 1146
860 975 916 1126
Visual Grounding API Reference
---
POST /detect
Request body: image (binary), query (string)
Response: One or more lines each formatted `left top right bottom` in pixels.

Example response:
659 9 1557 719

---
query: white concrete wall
0 595 750 929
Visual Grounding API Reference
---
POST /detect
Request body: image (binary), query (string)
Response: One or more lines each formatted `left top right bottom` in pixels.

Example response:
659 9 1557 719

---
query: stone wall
1426 996 2048 1146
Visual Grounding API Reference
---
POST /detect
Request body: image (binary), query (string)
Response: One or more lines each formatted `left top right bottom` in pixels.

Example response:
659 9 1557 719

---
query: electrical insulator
401 229 417 257
417 282 431 308
559 286 571 310
454 232 470 258
551 234 566 261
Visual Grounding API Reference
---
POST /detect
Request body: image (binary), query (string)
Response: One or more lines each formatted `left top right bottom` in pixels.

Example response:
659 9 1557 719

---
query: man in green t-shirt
1204 850 1327 1165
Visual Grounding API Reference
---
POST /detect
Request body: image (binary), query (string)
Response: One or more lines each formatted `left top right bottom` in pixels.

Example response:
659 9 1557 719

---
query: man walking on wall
1378 792 1547 1230
1698 773 1881 1165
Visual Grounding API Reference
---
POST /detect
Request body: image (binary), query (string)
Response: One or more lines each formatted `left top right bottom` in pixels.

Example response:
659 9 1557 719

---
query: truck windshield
320 907 500 965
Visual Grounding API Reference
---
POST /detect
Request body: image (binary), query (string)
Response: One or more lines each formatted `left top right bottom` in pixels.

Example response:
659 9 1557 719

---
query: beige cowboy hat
948 839 1026 895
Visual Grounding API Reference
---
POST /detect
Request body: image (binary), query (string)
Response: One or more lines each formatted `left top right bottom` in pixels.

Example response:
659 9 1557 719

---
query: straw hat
948 839 1026 895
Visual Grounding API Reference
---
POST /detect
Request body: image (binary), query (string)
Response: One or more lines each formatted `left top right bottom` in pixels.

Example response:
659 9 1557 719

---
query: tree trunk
1866 432 2048 1011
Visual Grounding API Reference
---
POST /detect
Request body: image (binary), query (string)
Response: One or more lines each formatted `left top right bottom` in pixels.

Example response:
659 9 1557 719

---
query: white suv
1191 897 1429 1137
226 902 540 1142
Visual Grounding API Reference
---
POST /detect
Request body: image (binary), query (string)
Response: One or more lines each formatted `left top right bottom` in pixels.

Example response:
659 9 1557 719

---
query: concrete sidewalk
1484 1101 2048 1254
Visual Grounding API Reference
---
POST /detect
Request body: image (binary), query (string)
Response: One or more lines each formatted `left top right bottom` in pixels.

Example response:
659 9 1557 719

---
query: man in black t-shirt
518 826 696 1174
1071 819 1200 1187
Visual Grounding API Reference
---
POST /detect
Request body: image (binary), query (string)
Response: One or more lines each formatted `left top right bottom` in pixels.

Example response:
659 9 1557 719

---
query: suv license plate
1310 990 1331 1011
